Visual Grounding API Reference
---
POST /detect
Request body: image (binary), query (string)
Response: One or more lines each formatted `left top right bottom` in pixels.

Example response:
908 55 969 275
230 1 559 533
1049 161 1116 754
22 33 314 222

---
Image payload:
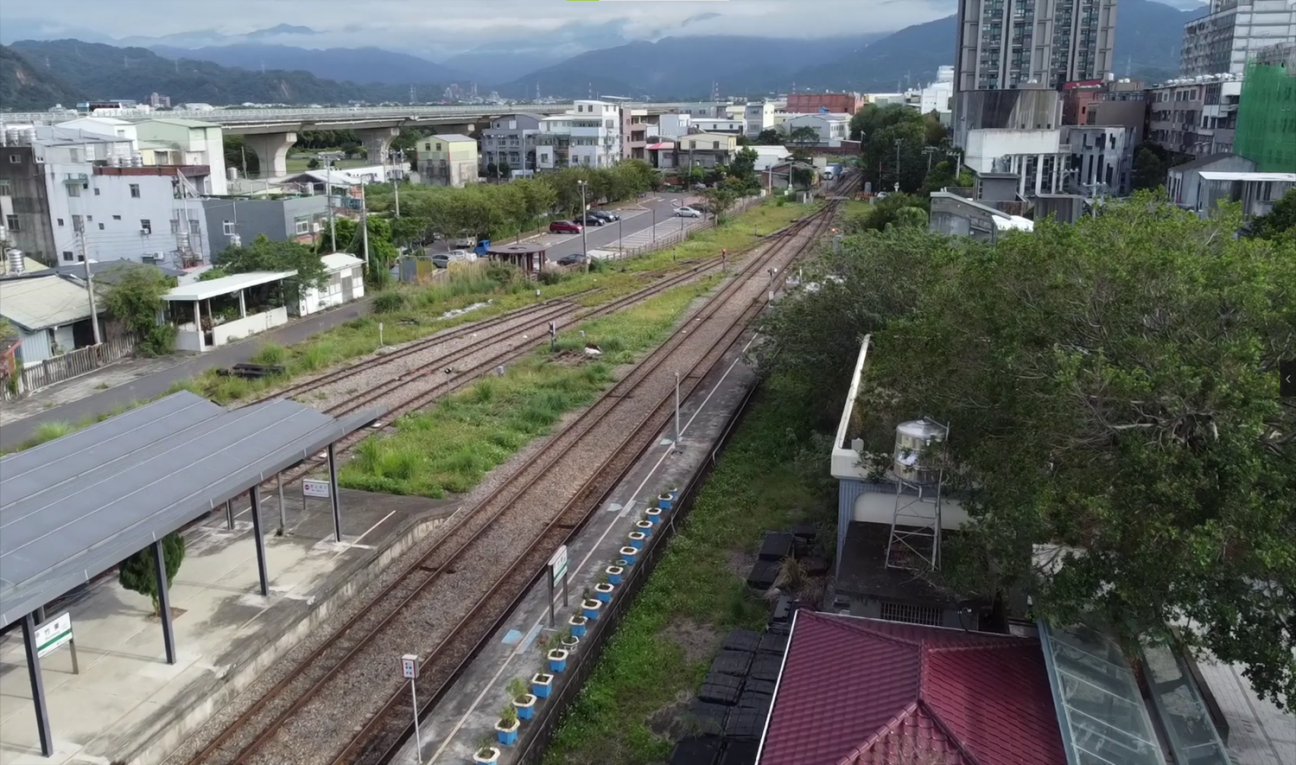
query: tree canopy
850 104 951 193
1249 188 1296 243
759 193 1296 708
214 235 328 303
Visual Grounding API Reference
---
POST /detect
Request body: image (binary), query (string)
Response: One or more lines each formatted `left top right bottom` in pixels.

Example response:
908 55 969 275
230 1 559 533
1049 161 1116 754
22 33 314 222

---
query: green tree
1249 188 1296 242
843 192 930 233
761 193 1296 708
728 146 759 188
485 162 498 180
118 532 185 616
215 235 328 304
1132 146 1168 191
498 160 512 178
790 166 816 190
224 135 259 177
754 129 783 146
306 157 320 170
787 126 820 148
101 263 177 355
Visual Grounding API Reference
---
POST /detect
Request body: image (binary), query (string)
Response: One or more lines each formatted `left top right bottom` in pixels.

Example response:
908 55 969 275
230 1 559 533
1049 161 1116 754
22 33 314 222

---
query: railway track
269 221 811 485
181 198 841 765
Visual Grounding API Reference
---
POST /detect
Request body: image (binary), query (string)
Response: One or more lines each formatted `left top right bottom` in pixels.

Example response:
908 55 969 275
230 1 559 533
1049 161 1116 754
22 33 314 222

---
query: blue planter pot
629 532 646 550
497 724 519 746
516 699 535 720
636 520 653 538
569 617 587 638
582 599 603 621
620 546 638 566
646 508 663 526
657 493 673 511
596 584 614 603
606 566 624 586
532 674 553 699
548 650 568 673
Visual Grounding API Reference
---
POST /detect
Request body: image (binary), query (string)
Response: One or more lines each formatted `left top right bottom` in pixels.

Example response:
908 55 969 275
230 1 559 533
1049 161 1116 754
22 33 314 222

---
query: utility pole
923 145 939 176
894 138 904 191
77 225 102 344
325 158 336 251
578 180 589 273
390 150 402 217
361 184 370 268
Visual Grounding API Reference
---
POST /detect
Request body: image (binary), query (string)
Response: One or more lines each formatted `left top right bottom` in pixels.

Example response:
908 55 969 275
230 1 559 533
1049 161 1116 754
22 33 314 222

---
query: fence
613 195 764 259
20 334 137 394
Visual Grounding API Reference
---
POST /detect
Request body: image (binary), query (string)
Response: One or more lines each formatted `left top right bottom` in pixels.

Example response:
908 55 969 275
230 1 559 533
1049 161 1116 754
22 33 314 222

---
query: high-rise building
954 0 1117 91
1180 1 1296 78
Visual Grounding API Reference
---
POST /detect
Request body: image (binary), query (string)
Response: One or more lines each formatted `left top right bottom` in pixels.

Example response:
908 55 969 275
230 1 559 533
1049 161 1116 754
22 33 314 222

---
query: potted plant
595 581 615 603
474 735 500 764
509 677 536 721
548 646 569 673
635 519 654 538
569 613 588 638
619 546 639 566
628 531 646 550
561 629 580 652
645 506 663 526
582 596 603 621
531 671 554 699
496 703 519 746
657 491 674 511
605 564 624 586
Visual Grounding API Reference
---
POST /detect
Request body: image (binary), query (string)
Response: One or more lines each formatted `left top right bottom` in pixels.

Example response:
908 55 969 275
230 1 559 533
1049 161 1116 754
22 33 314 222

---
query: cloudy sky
3 0 961 54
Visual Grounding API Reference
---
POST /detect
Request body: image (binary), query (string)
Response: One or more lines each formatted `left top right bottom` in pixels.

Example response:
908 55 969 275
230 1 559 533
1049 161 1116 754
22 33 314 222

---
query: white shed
299 253 366 316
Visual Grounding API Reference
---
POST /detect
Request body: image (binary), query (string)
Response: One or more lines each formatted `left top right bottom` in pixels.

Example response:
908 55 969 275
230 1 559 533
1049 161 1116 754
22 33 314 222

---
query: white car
674 206 703 218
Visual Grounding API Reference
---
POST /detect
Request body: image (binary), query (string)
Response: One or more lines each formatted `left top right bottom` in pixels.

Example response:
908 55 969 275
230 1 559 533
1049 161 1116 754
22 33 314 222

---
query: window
7 154 20 164
72 215 82 232
190 219 201 235
4 215 17 231
112 214 121 220
170 218 181 234
62 251 75 262
129 183 140 198
222 220 236 236
0 179 10 195
435 143 442 151
67 183 80 197
94 187 101 196
713 141 719 150
98 223 105 230
57 218 65 227
140 219 152 235
295 219 310 235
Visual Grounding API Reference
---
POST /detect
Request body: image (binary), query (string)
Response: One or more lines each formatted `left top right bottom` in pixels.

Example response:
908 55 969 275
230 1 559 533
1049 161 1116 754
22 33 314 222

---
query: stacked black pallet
668 626 789 765
745 527 828 590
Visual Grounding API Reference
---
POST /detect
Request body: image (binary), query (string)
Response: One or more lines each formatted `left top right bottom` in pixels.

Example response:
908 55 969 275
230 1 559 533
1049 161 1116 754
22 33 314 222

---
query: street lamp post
578 180 589 273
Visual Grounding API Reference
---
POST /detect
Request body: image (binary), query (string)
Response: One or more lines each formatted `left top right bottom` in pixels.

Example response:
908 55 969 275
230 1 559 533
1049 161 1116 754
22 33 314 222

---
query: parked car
450 235 476 248
557 252 588 266
674 206 703 218
550 220 583 234
431 249 475 268
577 213 606 226
587 209 619 222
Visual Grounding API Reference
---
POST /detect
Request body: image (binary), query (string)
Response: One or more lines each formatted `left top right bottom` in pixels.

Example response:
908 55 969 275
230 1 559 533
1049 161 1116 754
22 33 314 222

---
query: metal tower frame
885 418 950 571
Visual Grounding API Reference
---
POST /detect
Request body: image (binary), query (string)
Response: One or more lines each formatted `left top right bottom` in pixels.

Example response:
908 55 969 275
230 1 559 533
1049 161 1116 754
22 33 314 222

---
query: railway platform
0 487 455 765
402 331 762 765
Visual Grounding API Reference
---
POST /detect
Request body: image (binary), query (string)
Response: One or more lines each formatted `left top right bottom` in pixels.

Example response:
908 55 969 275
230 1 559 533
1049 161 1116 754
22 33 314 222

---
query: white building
1067 125 1133 196
744 101 777 137
691 118 745 135
1181 0 1296 77
656 114 692 140
964 128 1069 198
535 100 622 169
673 103 726 119
56 117 138 149
299 253 365 316
918 66 955 124
132 119 228 196
748 146 792 172
779 113 852 147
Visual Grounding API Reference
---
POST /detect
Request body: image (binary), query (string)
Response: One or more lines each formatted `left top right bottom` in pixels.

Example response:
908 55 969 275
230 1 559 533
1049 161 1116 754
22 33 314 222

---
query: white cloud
7 0 956 55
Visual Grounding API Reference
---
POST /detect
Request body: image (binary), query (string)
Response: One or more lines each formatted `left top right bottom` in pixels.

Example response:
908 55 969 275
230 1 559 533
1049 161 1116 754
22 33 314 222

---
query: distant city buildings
1180 0 1296 77
149 92 171 109
417 134 479 187
785 93 864 115
954 0 1117 91
534 100 623 170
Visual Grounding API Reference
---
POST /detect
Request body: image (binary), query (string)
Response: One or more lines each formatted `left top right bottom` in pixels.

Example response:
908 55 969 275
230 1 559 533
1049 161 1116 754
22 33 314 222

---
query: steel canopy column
328 443 343 543
249 488 269 597
153 539 177 665
22 612 54 757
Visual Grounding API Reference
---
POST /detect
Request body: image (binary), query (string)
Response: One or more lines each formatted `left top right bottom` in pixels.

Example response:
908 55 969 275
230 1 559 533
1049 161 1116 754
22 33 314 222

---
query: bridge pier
359 127 400 170
244 131 298 178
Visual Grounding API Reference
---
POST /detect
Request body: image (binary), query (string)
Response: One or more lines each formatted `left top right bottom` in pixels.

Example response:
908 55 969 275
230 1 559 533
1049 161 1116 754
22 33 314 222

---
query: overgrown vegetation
759 191 1296 708
339 279 715 497
100 264 178 355
118 531 185 615
213 234 330 303
544 377 835 764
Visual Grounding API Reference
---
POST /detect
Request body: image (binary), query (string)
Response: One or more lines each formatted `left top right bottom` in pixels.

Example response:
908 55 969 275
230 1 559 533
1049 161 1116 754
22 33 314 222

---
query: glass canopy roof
1141 641 1232 765
1039 622 1164 765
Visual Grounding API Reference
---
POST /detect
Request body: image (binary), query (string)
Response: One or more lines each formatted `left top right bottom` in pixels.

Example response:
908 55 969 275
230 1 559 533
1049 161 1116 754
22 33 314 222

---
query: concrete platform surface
397 333 760 765
0 487 454 765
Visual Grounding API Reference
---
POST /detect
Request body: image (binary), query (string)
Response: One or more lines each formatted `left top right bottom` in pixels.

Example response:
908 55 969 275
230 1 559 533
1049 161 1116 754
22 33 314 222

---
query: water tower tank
130 154 143 167
176 232 190 250
4 128 20 146
227 167 239 181
6 248 25 275
20 127 36 144
892 420 946 485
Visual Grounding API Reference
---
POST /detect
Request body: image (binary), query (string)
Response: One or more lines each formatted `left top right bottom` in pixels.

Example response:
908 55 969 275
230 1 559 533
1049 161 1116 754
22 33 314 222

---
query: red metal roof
758 612 1067 765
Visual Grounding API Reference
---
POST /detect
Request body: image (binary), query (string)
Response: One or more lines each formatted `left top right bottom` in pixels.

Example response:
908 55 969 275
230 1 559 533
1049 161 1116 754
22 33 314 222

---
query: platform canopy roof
162 270 295 302
0 391 382 628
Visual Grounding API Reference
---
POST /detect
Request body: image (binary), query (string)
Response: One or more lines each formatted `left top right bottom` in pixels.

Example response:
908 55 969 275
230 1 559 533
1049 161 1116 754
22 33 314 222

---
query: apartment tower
955 0 1118 91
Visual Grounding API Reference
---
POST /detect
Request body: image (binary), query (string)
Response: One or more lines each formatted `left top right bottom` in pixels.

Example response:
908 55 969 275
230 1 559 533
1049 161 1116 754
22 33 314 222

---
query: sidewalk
0 297 372 451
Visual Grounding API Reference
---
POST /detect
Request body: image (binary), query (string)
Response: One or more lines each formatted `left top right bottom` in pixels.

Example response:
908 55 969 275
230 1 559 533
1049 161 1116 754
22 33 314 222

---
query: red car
549 220 583 234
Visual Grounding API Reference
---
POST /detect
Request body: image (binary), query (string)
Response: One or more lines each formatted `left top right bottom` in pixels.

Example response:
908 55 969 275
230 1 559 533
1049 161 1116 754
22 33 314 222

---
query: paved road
0 298 374 451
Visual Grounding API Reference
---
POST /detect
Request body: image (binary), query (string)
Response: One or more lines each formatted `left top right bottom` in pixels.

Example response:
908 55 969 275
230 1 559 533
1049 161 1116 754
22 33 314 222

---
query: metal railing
19 334 137 394
610 195 763 259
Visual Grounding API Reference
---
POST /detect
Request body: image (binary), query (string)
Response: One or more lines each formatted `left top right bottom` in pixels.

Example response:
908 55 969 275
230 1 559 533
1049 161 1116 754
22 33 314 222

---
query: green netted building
1235 44 1296 173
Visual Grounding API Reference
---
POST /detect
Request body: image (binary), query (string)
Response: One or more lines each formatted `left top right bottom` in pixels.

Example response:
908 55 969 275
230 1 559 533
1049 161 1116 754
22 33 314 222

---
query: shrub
118 532 185 615
372 291 407 313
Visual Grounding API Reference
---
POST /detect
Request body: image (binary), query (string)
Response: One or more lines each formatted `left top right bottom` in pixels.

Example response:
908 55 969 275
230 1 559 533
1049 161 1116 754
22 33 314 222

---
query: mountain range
1 0 1202 111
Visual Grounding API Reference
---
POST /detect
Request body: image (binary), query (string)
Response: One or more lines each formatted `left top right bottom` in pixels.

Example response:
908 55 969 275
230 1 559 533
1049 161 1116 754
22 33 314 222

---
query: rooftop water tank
6 248 25 275
893 419 947 485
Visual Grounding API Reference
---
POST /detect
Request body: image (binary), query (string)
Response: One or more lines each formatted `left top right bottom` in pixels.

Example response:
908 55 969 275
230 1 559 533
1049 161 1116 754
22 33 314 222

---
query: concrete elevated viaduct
2 103 712 177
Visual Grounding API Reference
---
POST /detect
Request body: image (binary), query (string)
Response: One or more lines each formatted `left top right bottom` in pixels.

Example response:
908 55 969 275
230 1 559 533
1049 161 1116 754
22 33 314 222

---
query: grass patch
339 278 715 498
542 376 837 765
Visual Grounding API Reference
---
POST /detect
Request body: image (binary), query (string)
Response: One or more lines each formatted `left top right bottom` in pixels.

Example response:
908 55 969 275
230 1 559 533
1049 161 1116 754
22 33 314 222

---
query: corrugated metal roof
321 253 364 272
0 274 97 332
0 391 384 628
163 270 296 301
757 611 1066 765
433 134 476 142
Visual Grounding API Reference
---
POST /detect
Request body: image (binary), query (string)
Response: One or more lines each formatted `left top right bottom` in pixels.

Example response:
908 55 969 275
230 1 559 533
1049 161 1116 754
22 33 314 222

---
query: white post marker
674 371 682 450
35 612 78 674
401 654 422 753
549 545 569 627
303 478 330 516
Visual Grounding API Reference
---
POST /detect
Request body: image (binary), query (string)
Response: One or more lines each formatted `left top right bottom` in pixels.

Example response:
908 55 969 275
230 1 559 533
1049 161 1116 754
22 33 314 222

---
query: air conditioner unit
144 252 164 262
141 228 151 235
312 222 322 233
